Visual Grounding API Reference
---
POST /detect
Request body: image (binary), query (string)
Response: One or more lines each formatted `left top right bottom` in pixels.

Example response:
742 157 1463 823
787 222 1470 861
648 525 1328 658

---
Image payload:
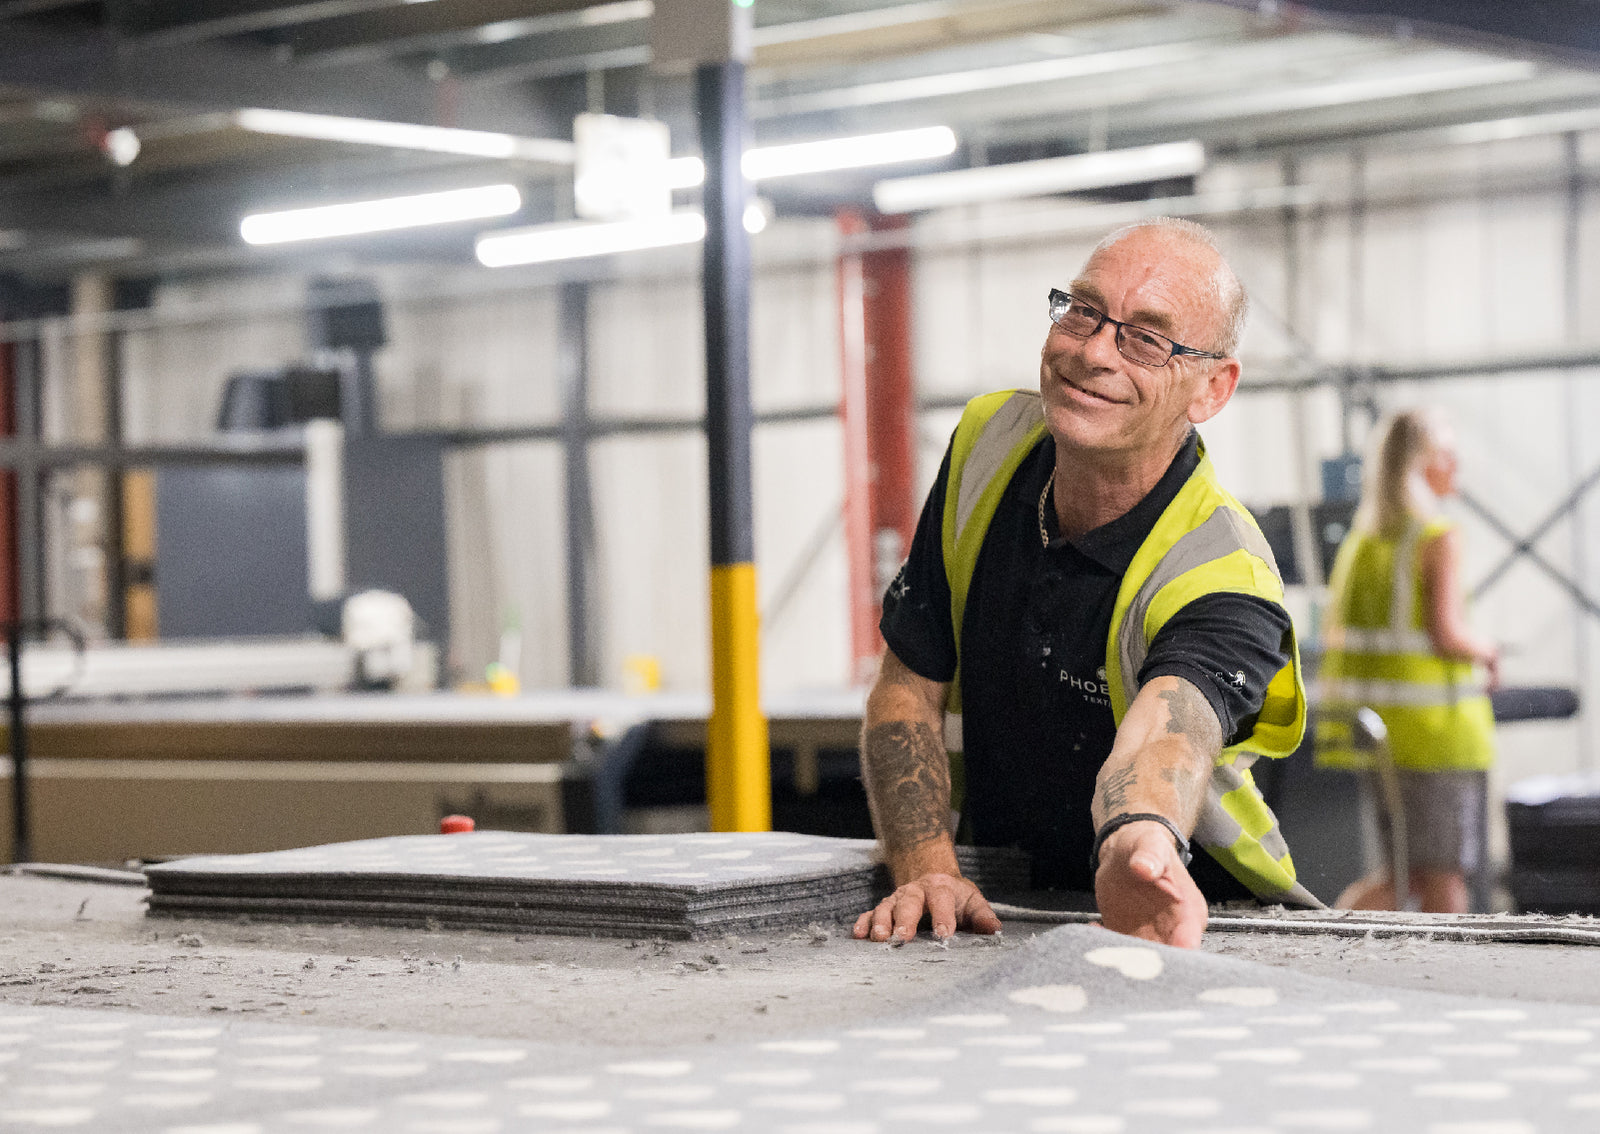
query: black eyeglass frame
1047 288 1227 367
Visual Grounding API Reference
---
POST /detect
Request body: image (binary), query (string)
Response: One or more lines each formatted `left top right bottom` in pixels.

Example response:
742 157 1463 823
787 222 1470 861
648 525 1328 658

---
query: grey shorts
1360 767 1486 875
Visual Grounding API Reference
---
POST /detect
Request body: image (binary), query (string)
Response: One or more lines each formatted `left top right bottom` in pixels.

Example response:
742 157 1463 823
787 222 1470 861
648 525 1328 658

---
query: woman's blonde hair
1359 408 1446 538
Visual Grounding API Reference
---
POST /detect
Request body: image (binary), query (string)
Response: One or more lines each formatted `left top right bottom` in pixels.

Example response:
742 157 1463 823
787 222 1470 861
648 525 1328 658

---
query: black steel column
104 323 127 640
14 336 43 625
558 280 599 687
699 60 752 572
697 57 770 832
6 627 25 864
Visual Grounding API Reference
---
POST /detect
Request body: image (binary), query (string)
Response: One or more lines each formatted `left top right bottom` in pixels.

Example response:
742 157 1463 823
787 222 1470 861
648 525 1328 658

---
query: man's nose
1078 317 1121 362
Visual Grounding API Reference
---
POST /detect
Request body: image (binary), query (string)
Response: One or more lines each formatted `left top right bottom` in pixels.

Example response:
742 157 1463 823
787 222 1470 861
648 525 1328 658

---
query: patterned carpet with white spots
1 922 1595 1133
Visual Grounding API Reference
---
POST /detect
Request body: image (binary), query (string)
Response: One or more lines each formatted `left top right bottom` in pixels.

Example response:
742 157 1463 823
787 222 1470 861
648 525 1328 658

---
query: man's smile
1056 372 1126 406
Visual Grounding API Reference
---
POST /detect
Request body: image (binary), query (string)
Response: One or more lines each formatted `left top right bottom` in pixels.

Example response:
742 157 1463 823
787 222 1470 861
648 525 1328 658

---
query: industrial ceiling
2 0 1599 281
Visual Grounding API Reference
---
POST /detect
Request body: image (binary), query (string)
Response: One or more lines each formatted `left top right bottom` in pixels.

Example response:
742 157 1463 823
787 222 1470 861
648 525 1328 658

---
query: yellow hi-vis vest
940 389 1318 906
1315 517 1495 772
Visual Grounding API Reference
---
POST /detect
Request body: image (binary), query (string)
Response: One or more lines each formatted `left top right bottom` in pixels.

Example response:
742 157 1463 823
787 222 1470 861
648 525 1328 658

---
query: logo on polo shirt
1059 663 1111 706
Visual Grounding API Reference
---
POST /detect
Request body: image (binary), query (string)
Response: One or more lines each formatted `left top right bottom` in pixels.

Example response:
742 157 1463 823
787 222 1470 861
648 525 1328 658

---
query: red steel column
862 213 917 602
838 210 918 685
837 210 874 685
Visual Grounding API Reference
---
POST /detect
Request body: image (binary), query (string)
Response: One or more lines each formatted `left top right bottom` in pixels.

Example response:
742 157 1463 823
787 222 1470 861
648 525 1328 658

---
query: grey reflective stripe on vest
1333 627 1434 654
943 711 964 753
1113 503 1319 908
1189 762 1319 906
1115 505 1276 698
953 392 1043 546
1190 764 1290 860
1321 676 1487 707
1390 522 1421 635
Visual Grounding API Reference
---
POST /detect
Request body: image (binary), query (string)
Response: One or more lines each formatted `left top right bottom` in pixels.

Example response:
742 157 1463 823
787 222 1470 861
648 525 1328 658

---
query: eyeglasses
1047 288 1226 368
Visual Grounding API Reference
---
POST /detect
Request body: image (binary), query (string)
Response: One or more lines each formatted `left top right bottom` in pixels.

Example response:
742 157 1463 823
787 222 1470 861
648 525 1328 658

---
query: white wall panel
754 420 849 692
379 288 560 430
444 443 568 688
751 219 840 415
589 431 709 692
123 276 305 444
588 280 703 419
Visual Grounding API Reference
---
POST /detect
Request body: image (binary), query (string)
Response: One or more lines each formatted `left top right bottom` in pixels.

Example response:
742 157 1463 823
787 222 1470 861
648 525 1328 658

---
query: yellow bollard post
708 563 770 832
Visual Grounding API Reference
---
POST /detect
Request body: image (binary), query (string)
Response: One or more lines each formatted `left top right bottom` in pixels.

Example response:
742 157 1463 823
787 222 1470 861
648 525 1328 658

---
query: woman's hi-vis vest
940 389 1318 907
1314 518 1495 773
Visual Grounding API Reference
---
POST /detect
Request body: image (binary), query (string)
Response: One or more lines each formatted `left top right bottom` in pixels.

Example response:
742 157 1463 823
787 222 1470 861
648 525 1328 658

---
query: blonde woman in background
1315 409 1500 913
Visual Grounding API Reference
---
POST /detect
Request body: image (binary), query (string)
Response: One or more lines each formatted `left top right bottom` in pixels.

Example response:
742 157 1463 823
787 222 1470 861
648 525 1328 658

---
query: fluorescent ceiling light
663 125 957 190
872 141 1205 214
476 210 706 267
754 43 1202 117
241 184 522 245
667 156 709 189
233 109 575 164
743 125 955 179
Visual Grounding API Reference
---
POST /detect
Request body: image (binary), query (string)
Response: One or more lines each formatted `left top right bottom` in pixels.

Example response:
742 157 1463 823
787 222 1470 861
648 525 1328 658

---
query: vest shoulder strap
940 390 1048 678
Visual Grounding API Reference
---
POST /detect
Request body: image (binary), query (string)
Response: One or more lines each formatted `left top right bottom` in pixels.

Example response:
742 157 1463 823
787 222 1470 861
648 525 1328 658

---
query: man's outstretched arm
852 648 1001 943
1091 674 1220 949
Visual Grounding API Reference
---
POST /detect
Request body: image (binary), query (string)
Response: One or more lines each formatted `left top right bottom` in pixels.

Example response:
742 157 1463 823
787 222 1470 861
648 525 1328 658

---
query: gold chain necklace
1037 477 1053 547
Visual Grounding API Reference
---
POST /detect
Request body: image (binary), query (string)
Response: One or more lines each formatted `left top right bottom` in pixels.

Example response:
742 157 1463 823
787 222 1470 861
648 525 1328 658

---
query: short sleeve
879 443 958 683
1139 593 1293 745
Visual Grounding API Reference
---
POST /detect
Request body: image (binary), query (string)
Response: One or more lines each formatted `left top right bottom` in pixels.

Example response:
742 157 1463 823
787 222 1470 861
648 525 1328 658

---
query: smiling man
853 218 1320 949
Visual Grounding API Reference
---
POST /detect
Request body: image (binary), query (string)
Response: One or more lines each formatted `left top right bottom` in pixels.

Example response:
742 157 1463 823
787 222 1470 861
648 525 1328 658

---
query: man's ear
1187 358 1241 425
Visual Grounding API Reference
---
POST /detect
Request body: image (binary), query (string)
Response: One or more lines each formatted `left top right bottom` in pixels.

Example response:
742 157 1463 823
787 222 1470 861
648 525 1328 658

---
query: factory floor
3 872 1598 1049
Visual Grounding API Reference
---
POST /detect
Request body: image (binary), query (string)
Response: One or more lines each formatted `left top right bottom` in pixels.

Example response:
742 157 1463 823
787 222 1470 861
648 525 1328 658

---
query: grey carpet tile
143 870 879 908
144 832 882 895
3 923 1598 1132
146 891 879 940
143 833 1032 939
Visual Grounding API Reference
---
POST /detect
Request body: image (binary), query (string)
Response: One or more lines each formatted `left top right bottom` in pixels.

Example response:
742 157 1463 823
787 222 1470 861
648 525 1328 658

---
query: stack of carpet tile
143 831 1030 939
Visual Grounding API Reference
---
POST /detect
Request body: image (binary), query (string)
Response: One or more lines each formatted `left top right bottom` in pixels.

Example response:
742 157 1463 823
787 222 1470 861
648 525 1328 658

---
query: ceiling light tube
234 108 575 164
476 210 706 267
663 124 957 189
742 125 955 179
667 156 707 189
872 141 1205 214
241 184 522 245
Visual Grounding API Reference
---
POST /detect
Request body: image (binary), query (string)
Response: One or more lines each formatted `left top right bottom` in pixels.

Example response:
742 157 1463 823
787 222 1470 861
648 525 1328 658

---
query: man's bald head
1087 218 1249 356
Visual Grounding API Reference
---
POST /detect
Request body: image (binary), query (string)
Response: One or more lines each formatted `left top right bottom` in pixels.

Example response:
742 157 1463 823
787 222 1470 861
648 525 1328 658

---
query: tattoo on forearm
862 721 951 855
1158 685 1223 752
1098 764 1137 815
1160 763 1201 811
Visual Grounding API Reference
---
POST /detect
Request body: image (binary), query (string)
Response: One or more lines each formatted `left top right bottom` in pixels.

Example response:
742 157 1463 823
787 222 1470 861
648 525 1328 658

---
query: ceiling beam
0 20 550 133
0 0 82 15
125 0 429 46
1212 1 1600 63
257 0 593 58
297 0 649 69
0 147 554 249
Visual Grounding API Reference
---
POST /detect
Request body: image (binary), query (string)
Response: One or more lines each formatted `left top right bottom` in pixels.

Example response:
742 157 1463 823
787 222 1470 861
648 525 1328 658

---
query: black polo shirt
880 429 1293 899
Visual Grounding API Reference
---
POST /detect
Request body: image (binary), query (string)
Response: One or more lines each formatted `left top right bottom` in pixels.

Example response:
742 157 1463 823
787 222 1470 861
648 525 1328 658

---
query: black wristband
1090 812 1193 874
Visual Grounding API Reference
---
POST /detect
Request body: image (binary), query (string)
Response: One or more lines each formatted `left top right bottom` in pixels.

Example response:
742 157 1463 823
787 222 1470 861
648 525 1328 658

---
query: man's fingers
856 874 1001 944
1166 915 1206 950
867 896 898 942
963 892 1003 935
925 886 958 940
890 887 927 940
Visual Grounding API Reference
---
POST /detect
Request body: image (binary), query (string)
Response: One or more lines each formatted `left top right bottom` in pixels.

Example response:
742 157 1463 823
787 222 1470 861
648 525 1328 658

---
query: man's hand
1094 821 1207 949
852 872 1002 943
